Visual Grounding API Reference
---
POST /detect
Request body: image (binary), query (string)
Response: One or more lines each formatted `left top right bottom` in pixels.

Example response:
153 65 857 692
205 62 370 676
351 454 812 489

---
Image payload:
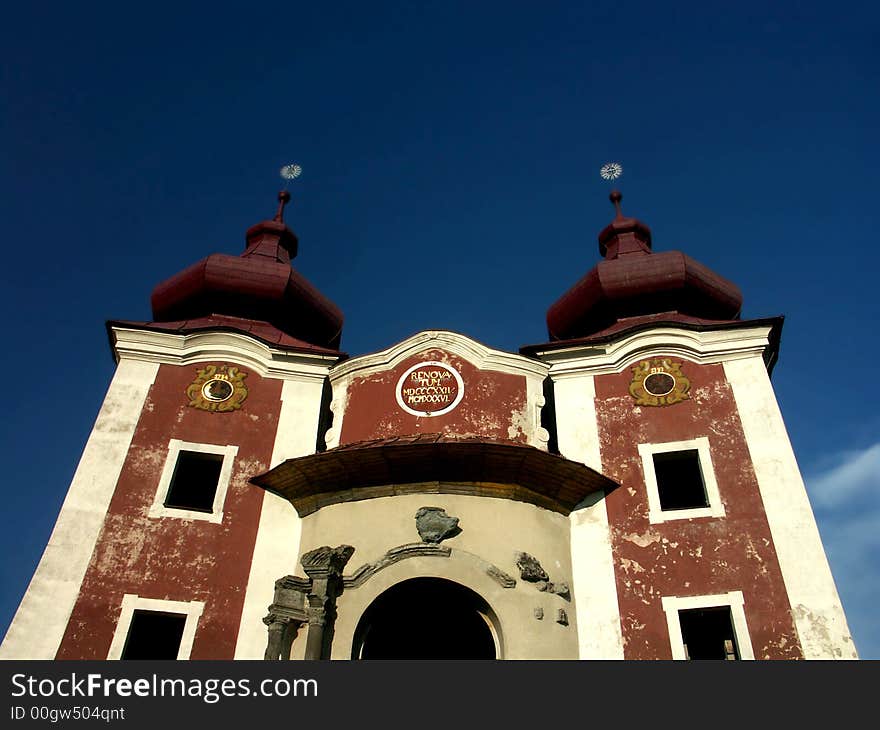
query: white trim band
638 437 725 524
107 595 204 660
661 591 754 660
149 440 239 524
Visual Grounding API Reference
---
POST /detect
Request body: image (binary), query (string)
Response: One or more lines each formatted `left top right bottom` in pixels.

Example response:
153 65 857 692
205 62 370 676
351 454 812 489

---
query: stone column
263 614 303 660
300 545 355 660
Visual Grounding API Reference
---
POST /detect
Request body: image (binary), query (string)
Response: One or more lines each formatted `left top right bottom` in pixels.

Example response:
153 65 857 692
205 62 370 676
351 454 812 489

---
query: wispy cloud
805 442 880 659
807 443 880 509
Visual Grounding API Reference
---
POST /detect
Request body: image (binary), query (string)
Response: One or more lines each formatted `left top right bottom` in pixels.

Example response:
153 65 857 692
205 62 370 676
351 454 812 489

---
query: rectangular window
638 438 724 523
164 451 224 512
678 606 739 660
121 610 187 660
653 449 708 511
661 592 754 660
107 595 204 660
149 440 238 523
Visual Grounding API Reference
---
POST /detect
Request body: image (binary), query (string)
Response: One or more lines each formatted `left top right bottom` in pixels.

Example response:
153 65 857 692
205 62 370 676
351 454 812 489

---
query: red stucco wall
339 349 531 445
596 360 803 659
56 362 281 659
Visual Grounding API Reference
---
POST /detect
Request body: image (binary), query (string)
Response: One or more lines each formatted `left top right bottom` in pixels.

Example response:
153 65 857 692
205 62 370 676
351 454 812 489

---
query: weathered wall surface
338 349 532 445
0 359 159 660
295 493 577 659
55 362 281 659
595 360 802 659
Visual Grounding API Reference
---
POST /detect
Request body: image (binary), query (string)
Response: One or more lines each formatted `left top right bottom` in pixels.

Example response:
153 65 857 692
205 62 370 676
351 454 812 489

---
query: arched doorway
352 577 499 659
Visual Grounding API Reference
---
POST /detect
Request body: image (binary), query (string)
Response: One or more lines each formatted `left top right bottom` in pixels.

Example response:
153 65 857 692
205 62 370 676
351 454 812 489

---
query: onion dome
546 191 742 341
151 191 344 349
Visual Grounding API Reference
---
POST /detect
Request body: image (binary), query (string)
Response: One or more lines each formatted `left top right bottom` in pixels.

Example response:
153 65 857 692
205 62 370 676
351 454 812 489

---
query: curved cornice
329 330 549 381
530 323 779 378
109 325 341 380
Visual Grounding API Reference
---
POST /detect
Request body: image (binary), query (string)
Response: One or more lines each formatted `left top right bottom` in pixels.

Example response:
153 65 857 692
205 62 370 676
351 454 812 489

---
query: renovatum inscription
395 361 464 417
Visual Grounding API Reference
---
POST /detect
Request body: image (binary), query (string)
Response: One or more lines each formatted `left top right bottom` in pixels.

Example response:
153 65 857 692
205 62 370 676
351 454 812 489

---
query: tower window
107 595 205 660
638 437 725 523
164 451 224 512
149 440 239 523
653 449 708 511
661 592 754 660
678 606 738 660
121 610 187 660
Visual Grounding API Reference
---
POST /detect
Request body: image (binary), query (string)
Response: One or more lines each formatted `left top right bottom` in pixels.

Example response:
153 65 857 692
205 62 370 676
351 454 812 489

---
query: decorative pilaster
301 545 355 660
263 545 354 660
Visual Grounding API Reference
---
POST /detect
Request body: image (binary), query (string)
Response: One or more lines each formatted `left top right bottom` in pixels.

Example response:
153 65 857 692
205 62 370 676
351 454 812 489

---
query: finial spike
609 190 624 219
274 191 291 222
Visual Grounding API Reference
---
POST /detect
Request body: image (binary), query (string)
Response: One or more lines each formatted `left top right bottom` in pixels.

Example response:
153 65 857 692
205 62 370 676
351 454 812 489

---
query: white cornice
329 330 549 381
532 325 774 378
111 327 340 380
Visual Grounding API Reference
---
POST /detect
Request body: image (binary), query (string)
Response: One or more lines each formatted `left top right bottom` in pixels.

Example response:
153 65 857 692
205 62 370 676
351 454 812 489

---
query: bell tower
523 188 857 659
1 188 344 660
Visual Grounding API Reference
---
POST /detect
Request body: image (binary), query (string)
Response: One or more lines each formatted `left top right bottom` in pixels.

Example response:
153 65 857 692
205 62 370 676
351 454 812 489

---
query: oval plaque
628 359 690 407
395 361 464 417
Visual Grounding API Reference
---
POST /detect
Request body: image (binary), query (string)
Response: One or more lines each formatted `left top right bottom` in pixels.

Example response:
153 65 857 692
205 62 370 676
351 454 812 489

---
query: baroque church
0 187 857 660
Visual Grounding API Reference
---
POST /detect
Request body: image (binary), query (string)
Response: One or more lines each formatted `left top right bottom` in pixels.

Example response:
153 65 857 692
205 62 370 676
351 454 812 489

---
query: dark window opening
679 607 739 660
541 377 559 455
315 378 333 453
164 451 223 512
120 610 187 660
653 449 708 510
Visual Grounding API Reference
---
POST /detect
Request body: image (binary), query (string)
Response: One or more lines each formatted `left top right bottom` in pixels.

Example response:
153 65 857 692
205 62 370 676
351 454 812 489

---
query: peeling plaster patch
507 403 531 441
621 530 662 548
619 558 645 575
793 604 848 659
624 616 646 633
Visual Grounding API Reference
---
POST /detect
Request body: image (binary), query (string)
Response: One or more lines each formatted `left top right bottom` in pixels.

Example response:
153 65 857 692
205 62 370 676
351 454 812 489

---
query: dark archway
353 578 498 659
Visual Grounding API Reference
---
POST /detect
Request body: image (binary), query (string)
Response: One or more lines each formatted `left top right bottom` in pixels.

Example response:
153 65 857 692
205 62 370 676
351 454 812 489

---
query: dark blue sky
2 1 877 657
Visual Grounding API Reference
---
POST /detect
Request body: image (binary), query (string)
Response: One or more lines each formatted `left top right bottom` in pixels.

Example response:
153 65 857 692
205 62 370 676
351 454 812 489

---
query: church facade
1 190 857 660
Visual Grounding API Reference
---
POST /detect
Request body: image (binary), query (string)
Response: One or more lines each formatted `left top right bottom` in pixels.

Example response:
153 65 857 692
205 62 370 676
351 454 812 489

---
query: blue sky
2 1 877 658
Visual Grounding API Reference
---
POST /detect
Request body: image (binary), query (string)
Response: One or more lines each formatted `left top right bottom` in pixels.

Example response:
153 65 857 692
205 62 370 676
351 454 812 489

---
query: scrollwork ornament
629 359 690 407
186 365 249 413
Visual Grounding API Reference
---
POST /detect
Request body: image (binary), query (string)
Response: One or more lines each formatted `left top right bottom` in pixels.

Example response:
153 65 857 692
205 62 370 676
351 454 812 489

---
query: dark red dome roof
150 192 344 350
546 192 742 341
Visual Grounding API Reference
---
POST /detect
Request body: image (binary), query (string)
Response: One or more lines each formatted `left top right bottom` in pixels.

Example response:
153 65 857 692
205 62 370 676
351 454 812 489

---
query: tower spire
274 190 291 223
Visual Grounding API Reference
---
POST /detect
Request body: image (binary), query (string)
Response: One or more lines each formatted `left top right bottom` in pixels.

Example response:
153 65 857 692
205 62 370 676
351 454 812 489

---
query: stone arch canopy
250 434 617 516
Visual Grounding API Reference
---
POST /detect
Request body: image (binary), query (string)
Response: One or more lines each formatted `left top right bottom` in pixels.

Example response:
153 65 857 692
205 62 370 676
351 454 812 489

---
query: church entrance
352 577 498 659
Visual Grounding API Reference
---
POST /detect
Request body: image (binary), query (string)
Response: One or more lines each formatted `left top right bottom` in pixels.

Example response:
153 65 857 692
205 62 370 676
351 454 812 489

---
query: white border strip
0 360 159 660
724 356 857 659
662 591 754 660
233 377 326 658
555 374 625 659
638 437 725 524
148 440 238 524
107 595 204 660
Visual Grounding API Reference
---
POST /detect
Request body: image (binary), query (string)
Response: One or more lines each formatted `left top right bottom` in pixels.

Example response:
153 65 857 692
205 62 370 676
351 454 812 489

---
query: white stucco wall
553 374 625 659
724 356 857 659
0 359 159 659
233 376 327 659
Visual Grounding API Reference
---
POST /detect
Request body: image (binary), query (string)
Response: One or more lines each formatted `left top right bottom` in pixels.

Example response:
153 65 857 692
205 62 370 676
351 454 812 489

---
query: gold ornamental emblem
186 365 248 413
629 359 690 407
